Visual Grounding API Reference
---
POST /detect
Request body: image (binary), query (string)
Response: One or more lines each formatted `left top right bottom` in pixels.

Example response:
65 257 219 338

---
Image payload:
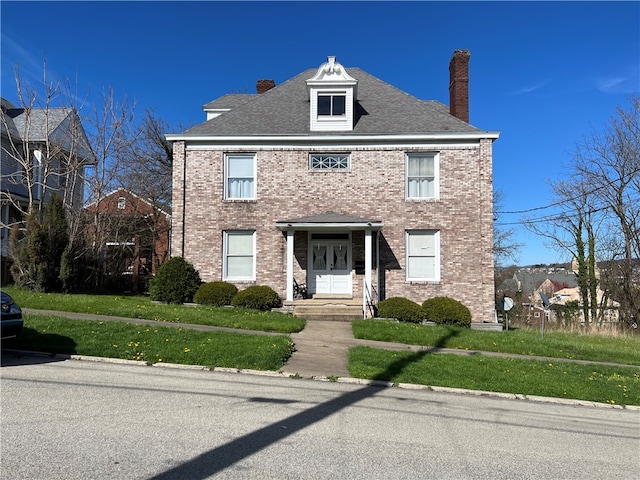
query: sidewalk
21 309 639 379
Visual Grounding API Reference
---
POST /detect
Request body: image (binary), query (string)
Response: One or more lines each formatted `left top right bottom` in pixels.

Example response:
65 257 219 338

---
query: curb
4 349 638 411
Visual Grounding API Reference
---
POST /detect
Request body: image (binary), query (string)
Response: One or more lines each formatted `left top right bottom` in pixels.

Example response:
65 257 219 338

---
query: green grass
3 286 305 334
349 346 640 406
353 319 640 366
4 287 640 405
6 314 294 371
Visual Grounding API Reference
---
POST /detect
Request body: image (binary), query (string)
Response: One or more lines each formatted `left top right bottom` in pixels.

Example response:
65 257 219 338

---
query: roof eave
275 221 383 231
165 132 500 144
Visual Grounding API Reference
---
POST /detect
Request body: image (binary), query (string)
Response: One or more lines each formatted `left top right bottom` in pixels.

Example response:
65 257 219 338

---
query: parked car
1 291 23 340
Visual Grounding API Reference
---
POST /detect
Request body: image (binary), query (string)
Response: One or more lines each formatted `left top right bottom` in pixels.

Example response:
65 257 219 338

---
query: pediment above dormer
306 56 358 86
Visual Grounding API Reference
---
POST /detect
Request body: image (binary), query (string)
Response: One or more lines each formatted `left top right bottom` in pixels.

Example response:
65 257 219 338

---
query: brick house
85 188 171 280
167 51 499 322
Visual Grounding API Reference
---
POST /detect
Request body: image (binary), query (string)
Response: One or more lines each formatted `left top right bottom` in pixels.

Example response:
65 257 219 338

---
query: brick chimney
256 79 275 94
449 50 470 123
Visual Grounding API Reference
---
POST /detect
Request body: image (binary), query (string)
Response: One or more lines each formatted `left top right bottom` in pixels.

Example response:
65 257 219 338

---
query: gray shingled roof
279 211 381 225
183 67 485 136
1 104 95 162
202 93 257 110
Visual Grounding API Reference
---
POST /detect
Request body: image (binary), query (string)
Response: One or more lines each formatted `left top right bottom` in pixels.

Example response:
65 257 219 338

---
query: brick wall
172 142 496 322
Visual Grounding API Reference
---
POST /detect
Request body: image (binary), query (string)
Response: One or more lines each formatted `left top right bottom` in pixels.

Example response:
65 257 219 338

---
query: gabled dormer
306 56 358 132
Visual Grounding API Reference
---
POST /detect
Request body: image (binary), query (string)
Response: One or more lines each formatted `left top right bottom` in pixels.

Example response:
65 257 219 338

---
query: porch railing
364 284 378 319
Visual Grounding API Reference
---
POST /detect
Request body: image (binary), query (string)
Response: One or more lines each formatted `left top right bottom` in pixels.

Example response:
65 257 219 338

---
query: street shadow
1 327 76 367
147 327 460 480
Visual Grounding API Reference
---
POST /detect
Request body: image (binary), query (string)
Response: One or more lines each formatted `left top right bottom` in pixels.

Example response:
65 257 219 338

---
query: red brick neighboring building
85 188 170 280
167 52 500 322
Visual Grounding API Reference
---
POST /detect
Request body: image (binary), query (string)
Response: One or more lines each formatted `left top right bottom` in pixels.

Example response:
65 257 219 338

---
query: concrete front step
291 300 363 322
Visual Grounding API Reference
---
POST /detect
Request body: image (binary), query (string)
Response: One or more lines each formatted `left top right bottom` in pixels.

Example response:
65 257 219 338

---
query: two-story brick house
167 51 500 322
85 188 171 280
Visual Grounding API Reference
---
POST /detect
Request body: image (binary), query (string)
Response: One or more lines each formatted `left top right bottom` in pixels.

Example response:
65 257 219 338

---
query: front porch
275 211 383 320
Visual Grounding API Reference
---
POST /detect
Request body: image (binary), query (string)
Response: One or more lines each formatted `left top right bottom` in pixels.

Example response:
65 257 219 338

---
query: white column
286 230 294 302
364 229 372 318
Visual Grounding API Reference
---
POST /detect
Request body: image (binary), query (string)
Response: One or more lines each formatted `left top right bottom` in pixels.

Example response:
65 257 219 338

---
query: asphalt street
2 352 639 480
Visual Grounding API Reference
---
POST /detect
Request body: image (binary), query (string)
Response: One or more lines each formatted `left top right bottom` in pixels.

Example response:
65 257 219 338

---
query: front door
309 239 351 295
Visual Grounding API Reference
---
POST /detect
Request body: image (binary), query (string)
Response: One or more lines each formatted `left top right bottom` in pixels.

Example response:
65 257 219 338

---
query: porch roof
275 211 383 231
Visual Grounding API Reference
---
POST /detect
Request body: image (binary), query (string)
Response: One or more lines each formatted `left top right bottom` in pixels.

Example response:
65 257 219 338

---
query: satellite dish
540 293 551 308
503 297 514 311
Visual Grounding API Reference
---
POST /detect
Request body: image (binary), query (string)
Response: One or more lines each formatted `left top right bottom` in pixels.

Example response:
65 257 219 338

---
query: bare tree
81 88 140 289
573 95 640 327
525 95 640 328
493 189 522 266
1 62 94 287
116 110 174 274
1 63 91 224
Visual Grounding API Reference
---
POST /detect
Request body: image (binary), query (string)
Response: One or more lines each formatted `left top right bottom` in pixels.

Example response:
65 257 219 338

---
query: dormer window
306 56 357 132
318 94 346 116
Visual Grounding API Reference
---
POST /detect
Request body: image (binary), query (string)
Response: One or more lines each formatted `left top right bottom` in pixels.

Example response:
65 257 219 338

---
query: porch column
286 229 294 302
364 229 372 317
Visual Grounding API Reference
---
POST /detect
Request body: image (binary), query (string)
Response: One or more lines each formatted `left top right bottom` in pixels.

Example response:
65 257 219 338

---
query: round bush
149 257 201 304
231 285 282 311
193 281 238 306
422 296 472 327
377 297 424 323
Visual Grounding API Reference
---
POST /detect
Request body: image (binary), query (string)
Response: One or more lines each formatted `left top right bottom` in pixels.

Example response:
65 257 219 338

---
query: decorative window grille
309 154 350 170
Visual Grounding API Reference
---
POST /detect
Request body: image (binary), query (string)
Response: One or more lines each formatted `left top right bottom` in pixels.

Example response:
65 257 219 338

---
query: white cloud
596 64 640 94
596 75 639 94
509 80 549 96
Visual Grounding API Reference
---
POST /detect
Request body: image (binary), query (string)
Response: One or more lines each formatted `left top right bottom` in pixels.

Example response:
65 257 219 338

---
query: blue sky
2 1 638 266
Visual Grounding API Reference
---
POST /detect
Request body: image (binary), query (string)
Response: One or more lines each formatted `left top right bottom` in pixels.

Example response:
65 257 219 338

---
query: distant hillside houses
497 263 619 325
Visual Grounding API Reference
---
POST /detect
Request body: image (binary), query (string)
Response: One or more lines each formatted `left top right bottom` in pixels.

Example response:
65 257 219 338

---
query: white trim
224 153 256 200
405 230 440 282
405 152 440 200
275 222 383 231
286 230 294 302
166 132 500 144
223 230 256 281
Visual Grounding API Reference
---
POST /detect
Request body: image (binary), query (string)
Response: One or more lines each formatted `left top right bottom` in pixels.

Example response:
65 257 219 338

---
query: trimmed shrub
193 281 238 306
377 297 424 323
422 296 472 327
231 285 282 311
149 257 201 304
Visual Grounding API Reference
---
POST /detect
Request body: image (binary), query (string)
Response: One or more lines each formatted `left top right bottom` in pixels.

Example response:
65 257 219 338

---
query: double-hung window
223 231 255 280
225 154 256 200
406 230 440 281
406 153 438 199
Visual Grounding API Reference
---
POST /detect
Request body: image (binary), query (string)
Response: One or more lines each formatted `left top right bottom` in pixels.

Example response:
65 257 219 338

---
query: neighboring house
167 51 500 321
498 266 578 299
0 97 94 282
501 264 620 325
85 188 171 278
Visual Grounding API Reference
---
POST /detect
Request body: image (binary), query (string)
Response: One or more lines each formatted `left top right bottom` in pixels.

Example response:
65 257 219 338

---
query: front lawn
3 286 305 334
349 346 640 406
6 314 294 371
353 319 640 366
